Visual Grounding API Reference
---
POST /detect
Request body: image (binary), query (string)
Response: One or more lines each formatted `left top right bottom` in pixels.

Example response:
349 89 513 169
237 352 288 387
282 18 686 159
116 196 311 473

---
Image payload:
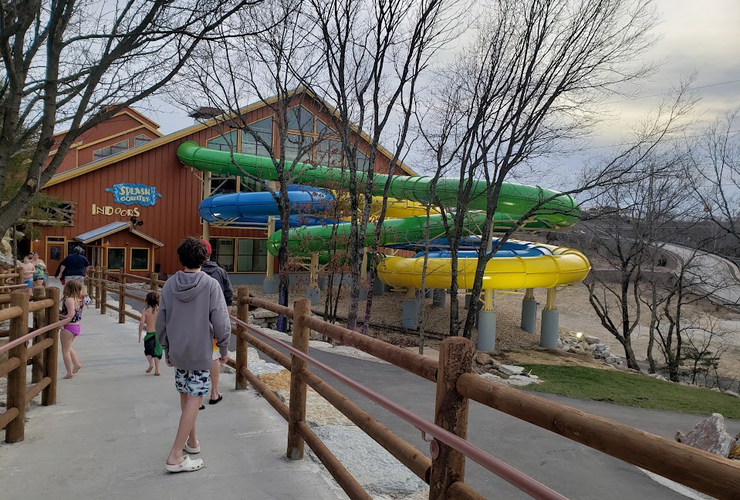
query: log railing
85 267 160 323
228 287 740 500
0 288 68 443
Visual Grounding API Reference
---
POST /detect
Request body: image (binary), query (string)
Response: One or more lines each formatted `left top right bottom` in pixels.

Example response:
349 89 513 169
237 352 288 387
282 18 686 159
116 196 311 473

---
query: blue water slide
413 239 553 259
199 188 334 223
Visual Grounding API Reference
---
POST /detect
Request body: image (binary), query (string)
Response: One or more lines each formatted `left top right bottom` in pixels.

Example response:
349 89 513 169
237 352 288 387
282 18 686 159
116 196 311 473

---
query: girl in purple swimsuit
60 280 84 379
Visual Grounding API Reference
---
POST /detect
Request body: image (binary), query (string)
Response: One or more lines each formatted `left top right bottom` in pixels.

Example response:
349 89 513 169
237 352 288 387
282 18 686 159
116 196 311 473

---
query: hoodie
156 270 231 371
201 260 233 306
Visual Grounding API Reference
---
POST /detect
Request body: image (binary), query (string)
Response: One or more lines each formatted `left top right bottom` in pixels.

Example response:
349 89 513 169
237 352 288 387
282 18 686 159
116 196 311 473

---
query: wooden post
100 267 108 315
287 297 311 460
149 272 158 292
94 267 100 308
428 337 475 499
236 287 250 390
31 287 46 384
118 267 125 324
266 217 275 281
43 287 61 406
6 290 30 443
14 265 24 285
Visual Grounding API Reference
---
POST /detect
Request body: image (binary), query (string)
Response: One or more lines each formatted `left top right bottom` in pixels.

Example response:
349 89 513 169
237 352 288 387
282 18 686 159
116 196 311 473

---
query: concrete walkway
0 305 347 500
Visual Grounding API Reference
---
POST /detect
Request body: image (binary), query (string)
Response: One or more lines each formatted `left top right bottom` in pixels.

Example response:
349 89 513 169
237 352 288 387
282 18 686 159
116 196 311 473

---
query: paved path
0 307 346 500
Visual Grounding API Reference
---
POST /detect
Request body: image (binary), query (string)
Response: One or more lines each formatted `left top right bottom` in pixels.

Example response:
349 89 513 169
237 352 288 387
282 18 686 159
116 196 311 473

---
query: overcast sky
142 0 740 178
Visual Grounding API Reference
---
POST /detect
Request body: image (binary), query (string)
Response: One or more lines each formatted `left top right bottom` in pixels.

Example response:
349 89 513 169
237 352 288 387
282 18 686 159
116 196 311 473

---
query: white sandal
184 440 201 454
165 455 203 473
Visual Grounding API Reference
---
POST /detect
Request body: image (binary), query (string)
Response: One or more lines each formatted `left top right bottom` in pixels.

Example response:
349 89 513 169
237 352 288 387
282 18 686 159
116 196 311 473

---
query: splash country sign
104 183 162 206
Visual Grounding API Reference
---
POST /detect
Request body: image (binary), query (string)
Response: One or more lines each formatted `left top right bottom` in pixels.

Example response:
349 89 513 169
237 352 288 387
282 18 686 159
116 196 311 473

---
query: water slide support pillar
521 288 537 334
263 216 278 294
402 287 419 329
306 252 320 306
540 288 559 349
432 289 446 307
477 236 497 351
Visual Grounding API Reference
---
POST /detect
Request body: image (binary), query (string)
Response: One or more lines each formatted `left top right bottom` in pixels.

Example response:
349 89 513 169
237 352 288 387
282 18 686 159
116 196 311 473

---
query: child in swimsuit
138 291 162 376
60 280 84 379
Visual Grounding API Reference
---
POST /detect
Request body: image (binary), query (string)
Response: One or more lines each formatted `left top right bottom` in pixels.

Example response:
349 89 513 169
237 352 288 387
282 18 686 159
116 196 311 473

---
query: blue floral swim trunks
174 368 211 397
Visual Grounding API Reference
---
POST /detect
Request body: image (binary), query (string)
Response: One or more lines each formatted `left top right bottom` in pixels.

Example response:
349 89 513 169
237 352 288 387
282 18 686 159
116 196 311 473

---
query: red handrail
231 315 569 500
0 317 71 355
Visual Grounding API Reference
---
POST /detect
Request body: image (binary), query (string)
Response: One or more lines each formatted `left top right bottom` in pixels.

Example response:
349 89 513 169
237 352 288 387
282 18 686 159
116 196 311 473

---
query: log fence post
31 287 46 384
100 267 108 315
236 287 249 390
428 337 475 499
14 266 24 285
93 267 100 309
118 267 125 324
150 272 158 292
287 297 311 460
6 290 30 443
42 287 60 406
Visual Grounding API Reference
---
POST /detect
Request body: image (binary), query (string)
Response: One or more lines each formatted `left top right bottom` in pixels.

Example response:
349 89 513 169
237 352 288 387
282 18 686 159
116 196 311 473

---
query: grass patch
522 364 740 418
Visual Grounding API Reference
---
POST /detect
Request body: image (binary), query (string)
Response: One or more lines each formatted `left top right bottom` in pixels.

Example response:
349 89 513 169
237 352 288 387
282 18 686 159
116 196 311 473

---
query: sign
105 183 162 206
91 204 140 217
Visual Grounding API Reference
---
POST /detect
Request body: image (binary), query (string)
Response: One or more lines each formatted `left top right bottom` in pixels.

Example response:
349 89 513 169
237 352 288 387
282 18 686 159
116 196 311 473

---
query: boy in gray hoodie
156 237 231 473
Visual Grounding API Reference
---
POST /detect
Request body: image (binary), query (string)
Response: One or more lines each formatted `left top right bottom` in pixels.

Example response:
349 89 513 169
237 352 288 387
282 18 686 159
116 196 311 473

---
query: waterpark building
33 95 413 280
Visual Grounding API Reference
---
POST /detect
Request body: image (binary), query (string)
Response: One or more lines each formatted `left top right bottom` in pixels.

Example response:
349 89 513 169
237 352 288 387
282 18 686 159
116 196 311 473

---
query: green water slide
176 141 580 256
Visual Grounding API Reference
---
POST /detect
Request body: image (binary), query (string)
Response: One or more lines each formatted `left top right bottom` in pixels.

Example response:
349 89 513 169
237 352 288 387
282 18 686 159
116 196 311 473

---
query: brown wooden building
33 93 413 281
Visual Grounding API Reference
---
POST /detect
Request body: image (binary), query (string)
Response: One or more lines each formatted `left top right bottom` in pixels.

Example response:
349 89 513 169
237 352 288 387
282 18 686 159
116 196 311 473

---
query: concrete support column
306 252 320 305
402 287 418 329
521 288 537 334
432 289 446 307
540 288 559 349
477 289 496 351
373 275 385 296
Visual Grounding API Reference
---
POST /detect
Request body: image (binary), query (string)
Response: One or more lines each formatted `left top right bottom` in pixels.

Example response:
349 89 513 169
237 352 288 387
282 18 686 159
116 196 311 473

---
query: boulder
584 335 602 345
499 364 525 376
676 413 737 458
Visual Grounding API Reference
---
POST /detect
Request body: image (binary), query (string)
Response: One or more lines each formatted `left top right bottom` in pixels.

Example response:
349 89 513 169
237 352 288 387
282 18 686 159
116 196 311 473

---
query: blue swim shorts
174 368 211 397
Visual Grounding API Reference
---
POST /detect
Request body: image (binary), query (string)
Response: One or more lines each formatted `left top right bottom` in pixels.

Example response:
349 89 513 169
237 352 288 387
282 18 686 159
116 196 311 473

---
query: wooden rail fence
0 287 68 443
226 287 740 500
85 267 162 323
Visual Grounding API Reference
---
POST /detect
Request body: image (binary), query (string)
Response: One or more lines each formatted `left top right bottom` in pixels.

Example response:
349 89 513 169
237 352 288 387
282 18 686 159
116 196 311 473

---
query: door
46 237 66 276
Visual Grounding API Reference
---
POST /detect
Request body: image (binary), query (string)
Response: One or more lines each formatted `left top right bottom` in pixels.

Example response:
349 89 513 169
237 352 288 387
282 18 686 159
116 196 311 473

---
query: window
209 238 234 272
134 134 152 147
93 140 128 161
316 139 343 167
287 106 315 132
210 174 237 196
241 118 273 157
107 248 125 270
240 176 263 193
316 119 334 136
356 151 370 172
68 243 85 256
130 248 150 271
284 133 310 162
237 238 267 272
207 130 238 152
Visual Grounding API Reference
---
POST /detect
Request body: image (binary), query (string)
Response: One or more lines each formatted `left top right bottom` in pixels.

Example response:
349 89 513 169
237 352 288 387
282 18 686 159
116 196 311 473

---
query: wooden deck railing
0 288 68 443
85 267 161 322
228 287 740 500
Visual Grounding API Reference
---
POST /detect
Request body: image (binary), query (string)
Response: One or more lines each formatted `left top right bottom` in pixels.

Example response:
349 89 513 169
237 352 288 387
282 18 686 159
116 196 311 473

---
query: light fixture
575 332 583 339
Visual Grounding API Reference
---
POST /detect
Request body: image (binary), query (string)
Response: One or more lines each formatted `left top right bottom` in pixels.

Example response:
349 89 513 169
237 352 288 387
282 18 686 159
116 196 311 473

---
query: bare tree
686 108 740 246
302 0 459 331
0 0 256 236
416 0 668 338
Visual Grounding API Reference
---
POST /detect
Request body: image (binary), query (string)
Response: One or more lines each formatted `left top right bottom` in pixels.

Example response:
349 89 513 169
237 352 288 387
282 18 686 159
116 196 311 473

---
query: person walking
138 291 163 376
156 237 230 473
59 280 84 379
199 239 233 408
31 252 47 288
19 254 35 295
55 246 90 291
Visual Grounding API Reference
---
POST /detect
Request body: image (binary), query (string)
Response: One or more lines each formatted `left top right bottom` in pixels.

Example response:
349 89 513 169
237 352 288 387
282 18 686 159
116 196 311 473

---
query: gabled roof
74 221 164 246
45 90 417 188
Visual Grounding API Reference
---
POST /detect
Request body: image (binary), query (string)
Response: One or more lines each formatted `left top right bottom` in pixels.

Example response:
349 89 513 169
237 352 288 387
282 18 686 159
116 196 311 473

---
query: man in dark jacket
199 240 233 407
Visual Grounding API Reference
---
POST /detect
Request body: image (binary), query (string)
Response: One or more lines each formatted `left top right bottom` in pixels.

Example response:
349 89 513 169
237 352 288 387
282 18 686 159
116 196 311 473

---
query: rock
507 375 542 386
499 364 525 376
252 308 278 319
475 352 494 366
584 335 601 345
725 391 740 399
675 413 737 457
577 341 589 351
